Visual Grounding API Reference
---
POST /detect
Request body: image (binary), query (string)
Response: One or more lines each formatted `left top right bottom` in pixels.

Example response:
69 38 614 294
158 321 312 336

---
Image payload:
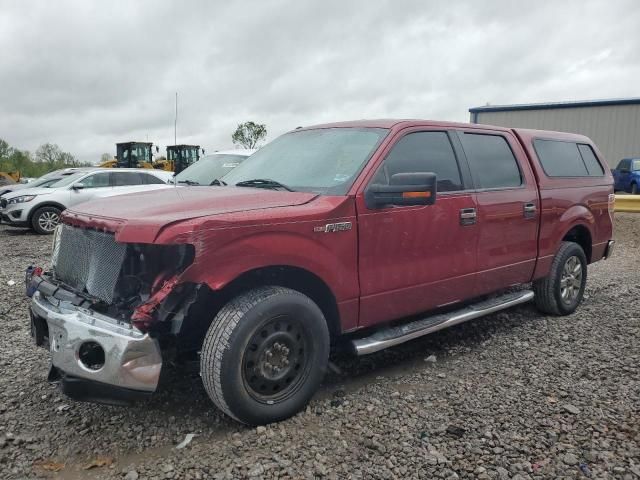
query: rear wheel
632 183 638 195
200 286 329 425
31 206 62 234
533 241 587 315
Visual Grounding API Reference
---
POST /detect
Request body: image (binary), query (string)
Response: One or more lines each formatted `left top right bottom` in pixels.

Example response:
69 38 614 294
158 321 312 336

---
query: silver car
0 168 173 234
0 168 94 197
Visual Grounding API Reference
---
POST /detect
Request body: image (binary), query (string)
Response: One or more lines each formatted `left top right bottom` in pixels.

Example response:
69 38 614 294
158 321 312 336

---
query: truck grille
52 225 127 303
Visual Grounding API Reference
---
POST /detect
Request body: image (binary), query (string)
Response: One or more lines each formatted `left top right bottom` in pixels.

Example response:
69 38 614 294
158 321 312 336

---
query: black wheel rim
242 315 311 404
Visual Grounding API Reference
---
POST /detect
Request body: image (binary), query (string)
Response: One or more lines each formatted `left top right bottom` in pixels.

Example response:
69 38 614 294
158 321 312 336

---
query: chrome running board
352 290 534 356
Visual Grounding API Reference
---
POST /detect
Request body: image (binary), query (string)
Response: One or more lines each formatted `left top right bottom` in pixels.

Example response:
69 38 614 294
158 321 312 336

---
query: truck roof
298 119 592 143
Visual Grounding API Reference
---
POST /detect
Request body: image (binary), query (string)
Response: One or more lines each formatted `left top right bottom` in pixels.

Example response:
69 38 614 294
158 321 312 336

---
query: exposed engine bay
48 224 195 329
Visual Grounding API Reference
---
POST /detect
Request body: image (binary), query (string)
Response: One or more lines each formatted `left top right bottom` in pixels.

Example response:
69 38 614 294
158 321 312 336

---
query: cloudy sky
1 0 639 162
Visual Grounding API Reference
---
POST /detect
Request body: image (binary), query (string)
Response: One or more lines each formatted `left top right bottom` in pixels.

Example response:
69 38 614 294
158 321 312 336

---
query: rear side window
111 172 143 186
577 144 604 176
373 131 464 192
142 173 167 184
460 133 522 189
534 139 603 177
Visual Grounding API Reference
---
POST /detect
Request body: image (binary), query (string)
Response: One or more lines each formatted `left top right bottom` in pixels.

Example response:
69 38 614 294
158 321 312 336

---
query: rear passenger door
456 130 539 296
357 129 478 327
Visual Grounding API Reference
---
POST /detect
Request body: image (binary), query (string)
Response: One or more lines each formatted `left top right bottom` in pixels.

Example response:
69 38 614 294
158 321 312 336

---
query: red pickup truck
29 120 614 425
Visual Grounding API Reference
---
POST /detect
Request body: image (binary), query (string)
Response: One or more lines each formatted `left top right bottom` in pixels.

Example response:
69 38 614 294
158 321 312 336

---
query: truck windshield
222 127 388 195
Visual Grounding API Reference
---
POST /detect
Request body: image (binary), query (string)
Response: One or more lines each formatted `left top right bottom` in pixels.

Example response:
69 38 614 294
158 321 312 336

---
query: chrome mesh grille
52 225 127 302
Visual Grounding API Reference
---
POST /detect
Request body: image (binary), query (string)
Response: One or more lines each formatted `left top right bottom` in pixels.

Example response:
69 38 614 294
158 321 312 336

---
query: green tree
0 139 11 160
0 138 88 178
232 121 267 149
36 143 62 168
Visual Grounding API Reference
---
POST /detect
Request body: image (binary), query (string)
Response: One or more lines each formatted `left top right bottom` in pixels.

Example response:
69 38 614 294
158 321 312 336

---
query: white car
171 149 255 186
0 168 173 234
0 168 94 197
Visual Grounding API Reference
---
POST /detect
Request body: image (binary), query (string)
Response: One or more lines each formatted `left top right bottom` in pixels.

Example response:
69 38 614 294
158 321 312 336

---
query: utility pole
174 92 178 146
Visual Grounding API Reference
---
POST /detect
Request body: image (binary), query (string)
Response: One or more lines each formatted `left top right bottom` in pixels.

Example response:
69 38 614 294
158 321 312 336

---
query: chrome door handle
524 202 536 218
460 207 476 226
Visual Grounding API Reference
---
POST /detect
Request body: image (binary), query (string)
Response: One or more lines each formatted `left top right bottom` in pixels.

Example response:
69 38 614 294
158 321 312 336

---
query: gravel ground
0 216 638 480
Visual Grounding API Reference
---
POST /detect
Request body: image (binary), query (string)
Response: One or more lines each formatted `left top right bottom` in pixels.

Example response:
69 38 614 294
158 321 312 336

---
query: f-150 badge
314 222 352 233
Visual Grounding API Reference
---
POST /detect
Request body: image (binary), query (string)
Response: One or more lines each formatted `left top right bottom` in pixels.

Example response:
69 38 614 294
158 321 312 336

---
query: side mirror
365 172 437 209
72 183 85 190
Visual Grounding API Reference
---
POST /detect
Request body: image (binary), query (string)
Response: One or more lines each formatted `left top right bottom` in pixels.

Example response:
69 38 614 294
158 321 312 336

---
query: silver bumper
31 291 162 392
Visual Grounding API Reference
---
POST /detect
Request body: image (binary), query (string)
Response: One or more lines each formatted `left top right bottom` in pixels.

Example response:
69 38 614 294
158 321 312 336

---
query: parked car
171 149 255 186
28 120 614 425
1 168 172 234
0 168 93 197
612 158 640 193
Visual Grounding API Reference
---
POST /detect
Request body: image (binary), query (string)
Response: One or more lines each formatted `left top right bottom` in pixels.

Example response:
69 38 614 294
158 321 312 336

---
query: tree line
0 139 92 179
0 120 267 180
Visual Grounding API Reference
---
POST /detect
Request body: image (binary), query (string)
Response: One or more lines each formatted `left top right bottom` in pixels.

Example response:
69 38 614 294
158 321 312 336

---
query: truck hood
63 186 318 242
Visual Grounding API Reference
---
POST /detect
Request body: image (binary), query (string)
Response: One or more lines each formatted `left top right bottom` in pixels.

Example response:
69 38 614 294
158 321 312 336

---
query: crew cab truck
28 120 615 425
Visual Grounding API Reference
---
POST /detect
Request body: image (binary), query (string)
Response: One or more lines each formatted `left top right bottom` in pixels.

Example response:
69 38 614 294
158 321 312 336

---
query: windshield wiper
210 178 227 186
177 179 200 186
235 178 294 192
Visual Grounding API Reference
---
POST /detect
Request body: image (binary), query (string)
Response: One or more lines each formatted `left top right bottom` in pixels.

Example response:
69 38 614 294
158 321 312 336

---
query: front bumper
0 203 31 226
30 290 162 400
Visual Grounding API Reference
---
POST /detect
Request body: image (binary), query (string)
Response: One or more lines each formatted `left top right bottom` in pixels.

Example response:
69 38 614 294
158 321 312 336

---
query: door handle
459 207 476 226
523 202 536 218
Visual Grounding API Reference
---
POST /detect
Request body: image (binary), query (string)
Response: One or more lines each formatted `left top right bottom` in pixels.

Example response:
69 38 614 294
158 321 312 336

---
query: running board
352 290 534 356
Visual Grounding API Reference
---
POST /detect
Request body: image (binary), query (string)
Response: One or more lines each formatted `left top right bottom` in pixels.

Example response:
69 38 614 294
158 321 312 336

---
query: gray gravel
0 216 638 479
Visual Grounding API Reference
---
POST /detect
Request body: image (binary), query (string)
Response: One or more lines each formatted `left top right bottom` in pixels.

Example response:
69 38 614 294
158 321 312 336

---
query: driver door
356 129 478 328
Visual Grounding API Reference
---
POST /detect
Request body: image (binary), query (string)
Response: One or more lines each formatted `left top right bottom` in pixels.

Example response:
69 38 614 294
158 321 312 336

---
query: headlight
8 195 36 204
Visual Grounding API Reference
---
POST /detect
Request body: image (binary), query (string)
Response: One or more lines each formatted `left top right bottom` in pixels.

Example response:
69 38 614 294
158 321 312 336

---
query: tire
533 241 587 316
31 206 62 234
632 183 638 195
200 286 330 425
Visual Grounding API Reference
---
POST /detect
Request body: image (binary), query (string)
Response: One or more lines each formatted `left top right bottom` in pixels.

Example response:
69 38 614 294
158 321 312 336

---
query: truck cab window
577 144 604 176
460 133 522 189
373 131 463 192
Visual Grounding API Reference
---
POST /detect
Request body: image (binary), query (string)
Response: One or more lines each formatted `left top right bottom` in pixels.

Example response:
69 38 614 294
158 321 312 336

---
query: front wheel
31 206 62 234
533 241 587 316
631 183 638 195
200 286 330 425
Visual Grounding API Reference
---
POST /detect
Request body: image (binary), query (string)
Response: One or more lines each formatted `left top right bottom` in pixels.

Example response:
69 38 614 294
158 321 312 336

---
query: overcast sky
1 0 639 162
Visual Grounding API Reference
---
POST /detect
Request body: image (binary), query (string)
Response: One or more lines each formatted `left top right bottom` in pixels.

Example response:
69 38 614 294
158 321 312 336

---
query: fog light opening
78 341 105 371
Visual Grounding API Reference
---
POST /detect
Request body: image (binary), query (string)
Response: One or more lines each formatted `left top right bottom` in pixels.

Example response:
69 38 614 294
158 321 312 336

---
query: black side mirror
365 172 437 209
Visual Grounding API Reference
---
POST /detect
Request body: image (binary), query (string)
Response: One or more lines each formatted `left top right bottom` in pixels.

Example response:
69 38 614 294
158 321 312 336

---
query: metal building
469 98 640 167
